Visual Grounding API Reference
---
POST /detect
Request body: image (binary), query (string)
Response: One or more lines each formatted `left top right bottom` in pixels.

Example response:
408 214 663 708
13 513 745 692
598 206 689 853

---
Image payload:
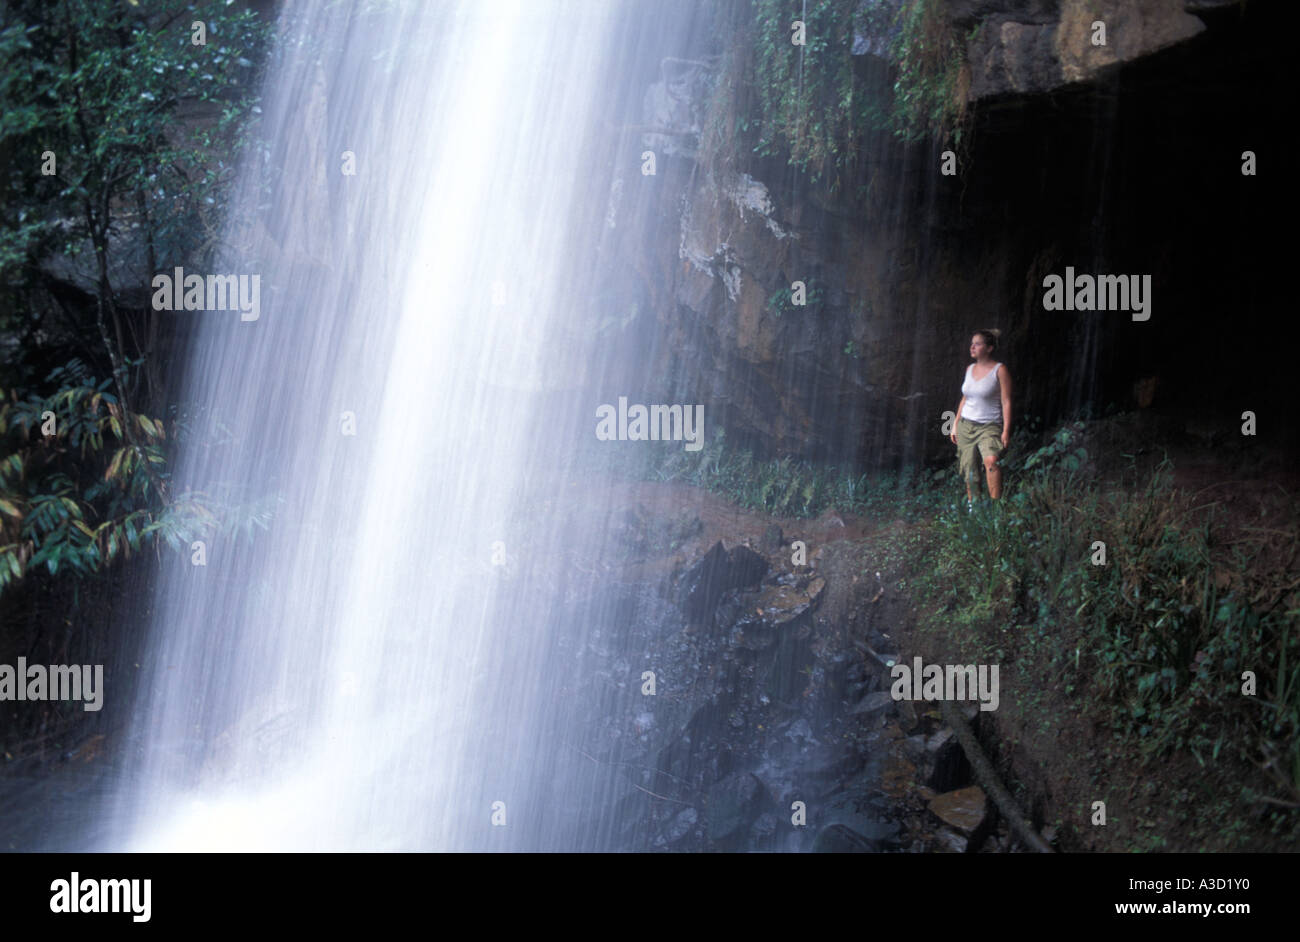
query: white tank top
961 363 1002 424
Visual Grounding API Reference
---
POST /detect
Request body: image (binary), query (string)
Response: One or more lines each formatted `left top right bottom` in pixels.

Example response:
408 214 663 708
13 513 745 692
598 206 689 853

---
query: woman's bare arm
998 367 1012 445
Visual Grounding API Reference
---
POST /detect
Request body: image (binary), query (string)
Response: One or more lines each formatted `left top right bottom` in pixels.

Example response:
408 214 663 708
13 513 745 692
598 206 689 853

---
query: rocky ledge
543 495 1042 852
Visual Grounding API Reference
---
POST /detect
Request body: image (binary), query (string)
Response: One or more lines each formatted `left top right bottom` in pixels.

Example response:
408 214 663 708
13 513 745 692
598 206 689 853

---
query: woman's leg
957 420 977 503
979 424 1005 500
984 454 1002 499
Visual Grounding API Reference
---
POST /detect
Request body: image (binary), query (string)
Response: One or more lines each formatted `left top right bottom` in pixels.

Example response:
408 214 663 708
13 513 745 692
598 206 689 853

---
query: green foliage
0 0 271 292
908 422 1300 808
750 0 869 182
871 0 969 144
580 426 944 522
1020 420 1088 472
0 1 274 607
766 281 823 316
735 0 968 187
0 359 218 594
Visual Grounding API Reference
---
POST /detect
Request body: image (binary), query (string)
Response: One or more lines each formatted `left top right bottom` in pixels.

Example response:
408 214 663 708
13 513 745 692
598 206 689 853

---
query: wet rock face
641 57 713 160
545 524 1010 853
616 96 989 467
643 162 890 464
963 0 1214 99
853 0 1233 101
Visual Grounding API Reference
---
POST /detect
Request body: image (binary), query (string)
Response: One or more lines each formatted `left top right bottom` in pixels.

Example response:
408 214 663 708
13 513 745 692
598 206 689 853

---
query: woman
950 329 1012 508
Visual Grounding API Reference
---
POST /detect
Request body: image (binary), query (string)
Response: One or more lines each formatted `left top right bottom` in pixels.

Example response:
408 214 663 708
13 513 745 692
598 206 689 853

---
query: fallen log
939 698 1055 854
853 639 1054 853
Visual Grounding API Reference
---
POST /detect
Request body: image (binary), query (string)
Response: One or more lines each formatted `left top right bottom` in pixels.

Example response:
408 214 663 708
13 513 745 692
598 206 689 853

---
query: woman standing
950 329 1012 508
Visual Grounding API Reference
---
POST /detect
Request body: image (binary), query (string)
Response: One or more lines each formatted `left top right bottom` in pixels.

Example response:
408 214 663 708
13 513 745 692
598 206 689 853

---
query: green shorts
957 418 1004 486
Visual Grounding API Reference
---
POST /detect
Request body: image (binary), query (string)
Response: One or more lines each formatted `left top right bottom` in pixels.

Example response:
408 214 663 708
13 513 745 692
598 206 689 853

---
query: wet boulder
677 541 768 624
932 827 969 854
652 807 699 848
728 583 819 651
706 771 766 847
812 824 879 853
849 691 895 718
926 727 971 793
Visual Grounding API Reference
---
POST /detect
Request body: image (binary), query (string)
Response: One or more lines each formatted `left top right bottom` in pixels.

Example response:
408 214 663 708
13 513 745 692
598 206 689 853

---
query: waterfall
115 0 627 851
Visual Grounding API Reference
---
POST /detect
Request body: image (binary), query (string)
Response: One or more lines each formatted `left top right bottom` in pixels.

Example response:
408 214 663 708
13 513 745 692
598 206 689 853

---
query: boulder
932 827 970 853
678 541 769 624
653 807 698 847
849 691 895 718
964 0 1214 99
729 582 818 650
929 785 990 839
707 772 766 846
926 727 971 792
812 824 879 853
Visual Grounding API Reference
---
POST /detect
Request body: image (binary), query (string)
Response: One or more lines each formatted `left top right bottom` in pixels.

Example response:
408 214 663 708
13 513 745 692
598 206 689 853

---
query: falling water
114 0 639 851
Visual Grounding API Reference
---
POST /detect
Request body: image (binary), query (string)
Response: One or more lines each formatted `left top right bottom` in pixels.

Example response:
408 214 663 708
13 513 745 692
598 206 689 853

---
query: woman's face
969 335 991 359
